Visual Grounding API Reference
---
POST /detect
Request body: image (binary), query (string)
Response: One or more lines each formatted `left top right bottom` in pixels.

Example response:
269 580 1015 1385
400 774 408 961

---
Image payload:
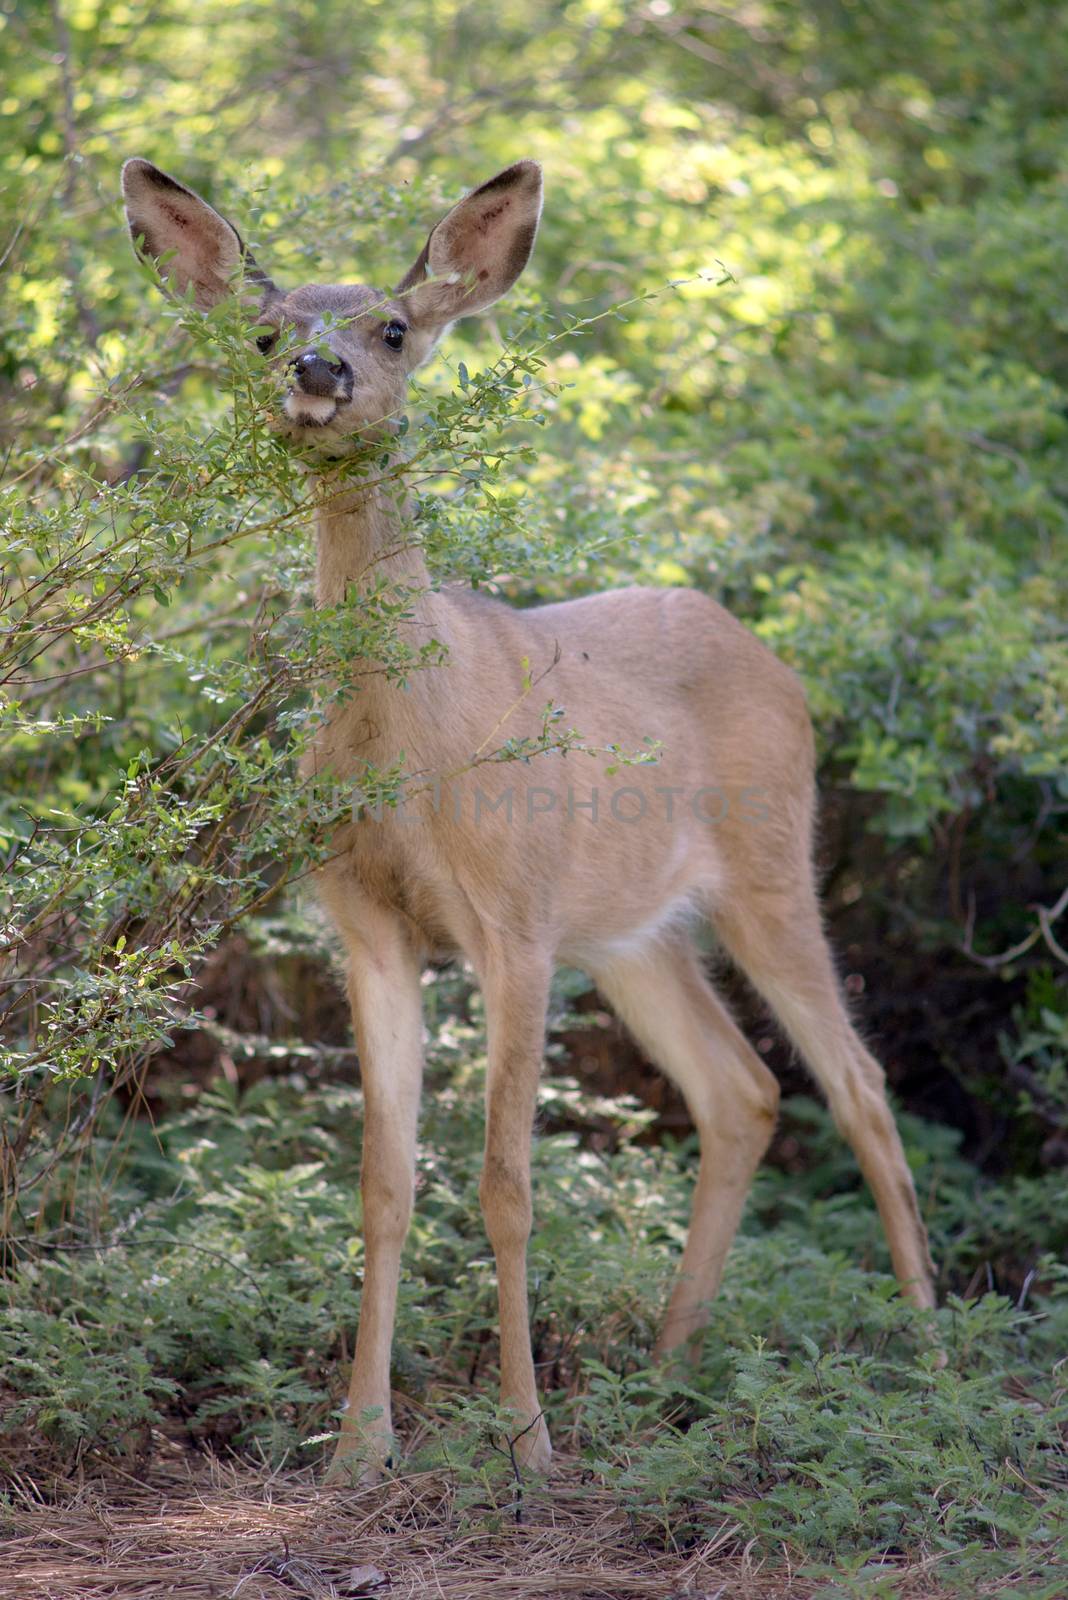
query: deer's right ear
121 159 275 309
396 161 542 331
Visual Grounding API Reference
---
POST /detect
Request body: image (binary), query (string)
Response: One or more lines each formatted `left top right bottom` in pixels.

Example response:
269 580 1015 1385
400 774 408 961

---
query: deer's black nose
292 351 349 397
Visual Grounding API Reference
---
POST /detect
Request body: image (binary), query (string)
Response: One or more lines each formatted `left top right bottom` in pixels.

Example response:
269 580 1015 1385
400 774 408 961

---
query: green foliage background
1 1 1066 1591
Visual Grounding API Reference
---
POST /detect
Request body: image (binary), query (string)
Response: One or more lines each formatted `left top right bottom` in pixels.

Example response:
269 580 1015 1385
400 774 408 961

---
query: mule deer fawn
122 155 935 1483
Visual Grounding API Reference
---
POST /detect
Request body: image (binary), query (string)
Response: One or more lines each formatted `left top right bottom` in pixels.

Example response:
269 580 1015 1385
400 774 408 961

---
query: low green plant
2 969 1064 1593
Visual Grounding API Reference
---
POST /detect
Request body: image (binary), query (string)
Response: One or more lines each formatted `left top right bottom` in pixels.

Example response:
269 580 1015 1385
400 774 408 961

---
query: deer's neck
312 478 430 608
309 477 453 774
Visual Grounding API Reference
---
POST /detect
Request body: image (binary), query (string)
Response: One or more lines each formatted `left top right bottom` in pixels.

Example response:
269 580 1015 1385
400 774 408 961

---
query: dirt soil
0 1451 991 1600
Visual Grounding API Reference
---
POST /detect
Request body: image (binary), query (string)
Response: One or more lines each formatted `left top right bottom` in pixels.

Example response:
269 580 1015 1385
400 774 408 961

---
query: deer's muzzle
292 350 351 398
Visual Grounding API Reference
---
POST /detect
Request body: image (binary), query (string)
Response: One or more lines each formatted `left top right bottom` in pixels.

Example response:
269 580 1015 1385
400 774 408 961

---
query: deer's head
121 158 542 453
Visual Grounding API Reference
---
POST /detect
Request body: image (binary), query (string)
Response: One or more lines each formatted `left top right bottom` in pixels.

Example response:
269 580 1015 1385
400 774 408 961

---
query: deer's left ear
397 161 542 329
121 158 275 308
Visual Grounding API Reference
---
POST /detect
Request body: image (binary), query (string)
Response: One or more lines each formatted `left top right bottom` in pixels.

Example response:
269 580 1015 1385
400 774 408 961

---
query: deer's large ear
121 158 275 309
396 161 542 329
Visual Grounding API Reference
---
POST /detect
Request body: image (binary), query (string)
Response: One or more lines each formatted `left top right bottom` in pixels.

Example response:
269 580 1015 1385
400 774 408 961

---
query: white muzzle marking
283 391 338 426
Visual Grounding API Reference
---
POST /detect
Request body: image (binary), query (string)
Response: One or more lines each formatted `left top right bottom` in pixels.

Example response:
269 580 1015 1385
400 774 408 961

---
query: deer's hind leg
590 935 780 1355
712 880 936 1309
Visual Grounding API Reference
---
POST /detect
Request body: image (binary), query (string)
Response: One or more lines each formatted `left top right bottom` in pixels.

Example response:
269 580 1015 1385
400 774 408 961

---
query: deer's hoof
323 1438 393 1488
514 1414 552 1476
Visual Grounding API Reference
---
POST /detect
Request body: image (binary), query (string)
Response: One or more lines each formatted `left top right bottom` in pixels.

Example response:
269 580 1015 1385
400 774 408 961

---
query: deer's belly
324 768 729 962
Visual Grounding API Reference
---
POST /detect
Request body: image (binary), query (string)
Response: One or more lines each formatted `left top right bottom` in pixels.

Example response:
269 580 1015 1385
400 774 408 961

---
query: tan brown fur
122 157 936 1485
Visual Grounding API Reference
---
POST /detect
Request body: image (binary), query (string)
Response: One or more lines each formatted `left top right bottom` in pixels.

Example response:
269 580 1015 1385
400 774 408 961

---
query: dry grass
0 1446 997 1600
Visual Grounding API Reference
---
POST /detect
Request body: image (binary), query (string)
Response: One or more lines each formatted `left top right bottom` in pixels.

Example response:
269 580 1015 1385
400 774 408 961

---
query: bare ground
0 1448 1007 1600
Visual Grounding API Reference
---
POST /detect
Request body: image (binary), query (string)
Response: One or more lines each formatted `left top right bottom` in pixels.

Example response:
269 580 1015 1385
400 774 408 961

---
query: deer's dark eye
383 321 406 350
255 332 276 355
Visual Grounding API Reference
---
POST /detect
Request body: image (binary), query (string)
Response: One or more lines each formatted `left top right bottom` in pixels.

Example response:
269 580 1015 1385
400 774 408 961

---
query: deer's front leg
326 915 423 1486
479 951 552 1474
